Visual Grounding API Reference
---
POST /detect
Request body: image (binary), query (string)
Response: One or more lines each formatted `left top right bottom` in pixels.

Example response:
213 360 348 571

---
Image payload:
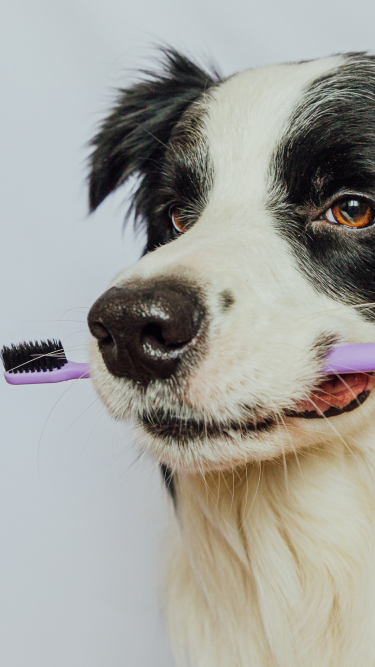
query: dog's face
87 51 375 473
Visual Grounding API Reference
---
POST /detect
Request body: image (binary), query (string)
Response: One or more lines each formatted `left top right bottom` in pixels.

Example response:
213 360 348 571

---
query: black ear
88 48 220 214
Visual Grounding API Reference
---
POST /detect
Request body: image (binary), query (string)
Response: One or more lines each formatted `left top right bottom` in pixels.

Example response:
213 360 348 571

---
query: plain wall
2 1 375 665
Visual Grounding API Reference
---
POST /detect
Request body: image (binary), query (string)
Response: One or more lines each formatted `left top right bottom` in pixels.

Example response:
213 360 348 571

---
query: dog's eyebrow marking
219 289 235 312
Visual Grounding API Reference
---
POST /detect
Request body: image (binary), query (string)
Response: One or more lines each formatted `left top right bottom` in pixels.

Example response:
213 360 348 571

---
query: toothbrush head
1 339 89 384
1 339 67 374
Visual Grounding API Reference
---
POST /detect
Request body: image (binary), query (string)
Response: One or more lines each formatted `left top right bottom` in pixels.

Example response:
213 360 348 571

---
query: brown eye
326 198 375 228
170 207 188 234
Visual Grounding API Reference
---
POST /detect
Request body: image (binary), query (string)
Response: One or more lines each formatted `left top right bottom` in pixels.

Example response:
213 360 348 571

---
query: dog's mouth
141 410 274 441
289 372 374 419
141 373 374 442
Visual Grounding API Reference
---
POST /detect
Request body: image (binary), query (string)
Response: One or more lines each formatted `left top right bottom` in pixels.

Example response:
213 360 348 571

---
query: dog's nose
88 279 206 384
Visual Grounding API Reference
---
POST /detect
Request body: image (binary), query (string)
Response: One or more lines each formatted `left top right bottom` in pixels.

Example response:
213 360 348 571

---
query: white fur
89 56 375 665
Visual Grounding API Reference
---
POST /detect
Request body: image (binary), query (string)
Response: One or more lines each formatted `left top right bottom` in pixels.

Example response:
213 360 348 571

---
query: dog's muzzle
88 278 207 385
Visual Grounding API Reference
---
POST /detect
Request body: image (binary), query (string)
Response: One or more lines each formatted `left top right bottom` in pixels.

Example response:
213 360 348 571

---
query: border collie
87 50 375 666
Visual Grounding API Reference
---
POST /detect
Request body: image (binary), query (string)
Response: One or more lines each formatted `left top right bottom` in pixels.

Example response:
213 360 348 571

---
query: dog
87 49 375 666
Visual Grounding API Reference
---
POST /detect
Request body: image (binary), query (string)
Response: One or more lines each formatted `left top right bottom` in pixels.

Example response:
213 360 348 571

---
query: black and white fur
88 50 375 666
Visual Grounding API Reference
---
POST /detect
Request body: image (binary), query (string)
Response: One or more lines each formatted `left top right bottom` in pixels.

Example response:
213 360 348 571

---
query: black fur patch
89 49 220 251
270 54 375 318
160 463 176 504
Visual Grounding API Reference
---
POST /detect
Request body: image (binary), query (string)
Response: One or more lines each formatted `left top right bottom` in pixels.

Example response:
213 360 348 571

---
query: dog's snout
88 279 206 384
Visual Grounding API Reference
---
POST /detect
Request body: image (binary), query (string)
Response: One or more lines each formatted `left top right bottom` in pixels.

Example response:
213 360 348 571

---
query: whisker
305 395 358 458
38 370 93 482
278 409 305 482
275 412 289 491
56 395 101 447
24 319 88 324
239 462 262 530
79 406 107 458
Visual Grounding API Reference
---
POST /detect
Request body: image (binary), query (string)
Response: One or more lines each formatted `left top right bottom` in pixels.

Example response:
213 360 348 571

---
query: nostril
141 322 166 348
141 322 191 351
89 321 114 345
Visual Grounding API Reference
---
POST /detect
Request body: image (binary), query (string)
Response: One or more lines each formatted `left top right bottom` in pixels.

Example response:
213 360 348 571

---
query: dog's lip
141 412 274 441
288 372 374 419
140 374 374 441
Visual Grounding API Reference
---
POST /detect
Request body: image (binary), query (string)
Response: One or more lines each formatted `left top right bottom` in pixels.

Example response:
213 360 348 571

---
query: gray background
1 1 374 665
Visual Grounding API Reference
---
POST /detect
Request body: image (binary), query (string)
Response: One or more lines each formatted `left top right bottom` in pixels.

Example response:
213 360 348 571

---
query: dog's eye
325 198 375 228
169 207 188 234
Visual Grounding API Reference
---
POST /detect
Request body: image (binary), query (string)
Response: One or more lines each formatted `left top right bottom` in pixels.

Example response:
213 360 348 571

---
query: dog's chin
135 415 282 473
134 373 374 473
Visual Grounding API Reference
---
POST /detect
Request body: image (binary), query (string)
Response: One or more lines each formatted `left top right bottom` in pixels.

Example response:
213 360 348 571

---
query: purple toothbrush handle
4 361 90 385
323 343 375 374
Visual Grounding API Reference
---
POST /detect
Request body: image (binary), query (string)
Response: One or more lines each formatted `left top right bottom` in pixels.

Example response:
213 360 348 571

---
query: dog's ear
89 49 219 213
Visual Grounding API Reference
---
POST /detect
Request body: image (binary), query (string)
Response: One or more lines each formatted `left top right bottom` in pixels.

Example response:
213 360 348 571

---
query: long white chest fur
166 439 375 666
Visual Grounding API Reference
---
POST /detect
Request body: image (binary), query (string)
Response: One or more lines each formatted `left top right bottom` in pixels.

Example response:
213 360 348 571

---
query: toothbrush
323 343 375 374
1 340 89 385
2 339 375 386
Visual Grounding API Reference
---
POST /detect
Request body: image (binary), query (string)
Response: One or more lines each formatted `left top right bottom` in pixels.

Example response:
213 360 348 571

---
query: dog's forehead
204 56 344 197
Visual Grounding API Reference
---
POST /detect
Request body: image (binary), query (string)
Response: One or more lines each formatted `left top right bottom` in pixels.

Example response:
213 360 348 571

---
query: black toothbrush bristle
1 340 68 374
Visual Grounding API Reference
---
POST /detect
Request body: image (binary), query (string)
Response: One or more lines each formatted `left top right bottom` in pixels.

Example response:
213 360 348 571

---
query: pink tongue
297 373 373 414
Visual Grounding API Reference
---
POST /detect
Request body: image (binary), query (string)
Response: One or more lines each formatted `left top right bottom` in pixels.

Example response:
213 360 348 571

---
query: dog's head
87 50 375 473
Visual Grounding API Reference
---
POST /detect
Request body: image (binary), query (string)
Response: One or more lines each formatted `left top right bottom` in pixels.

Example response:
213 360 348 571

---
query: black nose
88 278 206 384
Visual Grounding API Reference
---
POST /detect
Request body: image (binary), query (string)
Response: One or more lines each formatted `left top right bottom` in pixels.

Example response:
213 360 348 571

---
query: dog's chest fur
166 449 375 667
88 52 375 665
